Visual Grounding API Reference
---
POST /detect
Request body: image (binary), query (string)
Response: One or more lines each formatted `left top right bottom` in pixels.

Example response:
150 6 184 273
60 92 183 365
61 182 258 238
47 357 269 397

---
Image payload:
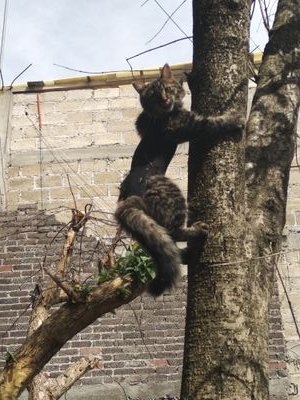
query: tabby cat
115 64 242 296
116 175 208 296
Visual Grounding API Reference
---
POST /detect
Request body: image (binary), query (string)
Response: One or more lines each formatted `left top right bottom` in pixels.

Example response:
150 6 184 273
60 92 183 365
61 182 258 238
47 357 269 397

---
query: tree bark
27 215 87 400
0 276 145 400
28 357 100 400
181 0 299 399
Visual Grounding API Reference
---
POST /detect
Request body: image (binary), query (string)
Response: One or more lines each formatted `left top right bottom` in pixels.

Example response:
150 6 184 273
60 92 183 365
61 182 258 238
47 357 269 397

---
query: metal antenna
0 0 9 72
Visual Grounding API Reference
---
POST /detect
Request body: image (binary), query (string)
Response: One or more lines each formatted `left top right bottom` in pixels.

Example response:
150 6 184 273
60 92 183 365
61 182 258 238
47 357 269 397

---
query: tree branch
246 0 300 242
46 356 101 399
0 275 146 399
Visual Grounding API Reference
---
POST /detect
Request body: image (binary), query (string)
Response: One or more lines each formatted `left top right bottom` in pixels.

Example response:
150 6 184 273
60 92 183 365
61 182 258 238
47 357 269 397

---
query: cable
126 36 192 72
25 112 117 214
146 0 189 45
153 0 192 43
39 133 115 214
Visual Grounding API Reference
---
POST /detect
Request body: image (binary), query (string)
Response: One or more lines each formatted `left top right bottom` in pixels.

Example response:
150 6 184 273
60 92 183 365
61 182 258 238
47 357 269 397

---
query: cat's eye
165 87 173 94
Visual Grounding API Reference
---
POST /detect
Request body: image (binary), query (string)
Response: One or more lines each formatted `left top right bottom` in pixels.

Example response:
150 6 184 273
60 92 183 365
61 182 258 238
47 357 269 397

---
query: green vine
98 243 156 296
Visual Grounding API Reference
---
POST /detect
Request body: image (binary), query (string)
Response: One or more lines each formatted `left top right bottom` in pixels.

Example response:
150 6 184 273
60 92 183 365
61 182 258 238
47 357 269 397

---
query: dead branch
43 268 82 303
0 276 146 399
48 356 100 398
0 204 146 399
24 206 95 399
28 356 100 400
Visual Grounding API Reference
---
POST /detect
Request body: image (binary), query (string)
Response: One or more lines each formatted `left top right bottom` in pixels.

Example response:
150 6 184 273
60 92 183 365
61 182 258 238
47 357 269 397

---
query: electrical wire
146 0 189 45
153 0 192 43
24 112 118 226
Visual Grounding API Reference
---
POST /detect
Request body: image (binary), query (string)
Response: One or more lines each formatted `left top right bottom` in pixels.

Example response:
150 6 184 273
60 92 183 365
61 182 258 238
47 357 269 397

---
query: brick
93 110 122 122
49 187 80 200
122 108 140 120
46 161 79 174
11 138 37 152
93 133 123 146
79 160 107 172
148 358 169 368
107 120 133 133
94 171 120 184
66 89 92 100
40 91 66 102
122 131 139 145
9 177 34 191
41 112 66 125
7 167 19 178
110 158 131 170
20 190 48 203
27 102 56 115
35 175 62 188
11 115 38 128
79 347 102 357
20 165 40 177
108 97 138 109
269 361 287 370
0 265 13 272
94 87 120 99
64 111 93 124
119 86 138 98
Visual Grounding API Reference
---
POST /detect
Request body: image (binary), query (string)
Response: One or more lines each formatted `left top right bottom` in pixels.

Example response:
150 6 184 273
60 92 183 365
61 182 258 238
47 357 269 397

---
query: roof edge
8 53 263 94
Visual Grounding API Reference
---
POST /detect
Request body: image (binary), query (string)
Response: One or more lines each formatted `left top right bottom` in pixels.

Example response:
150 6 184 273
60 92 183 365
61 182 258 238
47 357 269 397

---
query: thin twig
276 264 300 340
262 0 271 30
9 63 32 88
146 0 188 45
0 303 31 351
250 0 256 20
53 63 121 75
44 267 82 303
126 36 193 72
257 0 270 32
102 369 130 400
67 174 77 210
153 0 192 42
128 302 153 359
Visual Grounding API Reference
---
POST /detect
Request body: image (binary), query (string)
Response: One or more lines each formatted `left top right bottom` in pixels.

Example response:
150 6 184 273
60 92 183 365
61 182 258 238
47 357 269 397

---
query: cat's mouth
162 98 174 112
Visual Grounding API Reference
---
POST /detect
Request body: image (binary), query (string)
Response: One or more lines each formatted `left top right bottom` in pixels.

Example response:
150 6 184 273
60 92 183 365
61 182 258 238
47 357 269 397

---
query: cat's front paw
190 220 209 238
221 113 245 137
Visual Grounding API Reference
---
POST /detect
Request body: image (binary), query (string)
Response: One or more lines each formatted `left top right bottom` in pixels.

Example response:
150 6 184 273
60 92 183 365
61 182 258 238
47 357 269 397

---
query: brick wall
0 67 298 398
0 205 186 399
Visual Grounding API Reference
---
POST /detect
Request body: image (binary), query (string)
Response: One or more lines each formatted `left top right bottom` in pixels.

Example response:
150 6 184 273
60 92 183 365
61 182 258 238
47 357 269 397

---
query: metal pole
0 0 9 71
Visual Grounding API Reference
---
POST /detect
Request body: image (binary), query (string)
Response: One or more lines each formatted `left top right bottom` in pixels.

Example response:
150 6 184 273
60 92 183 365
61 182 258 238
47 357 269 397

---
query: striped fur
115 176 185 296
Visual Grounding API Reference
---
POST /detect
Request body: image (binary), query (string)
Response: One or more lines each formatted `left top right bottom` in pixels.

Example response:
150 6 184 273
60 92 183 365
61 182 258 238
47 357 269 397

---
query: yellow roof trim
10 54 262 93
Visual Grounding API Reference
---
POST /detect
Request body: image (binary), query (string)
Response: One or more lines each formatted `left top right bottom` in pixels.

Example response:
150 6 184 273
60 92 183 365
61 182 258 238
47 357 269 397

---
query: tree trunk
181 0 300 399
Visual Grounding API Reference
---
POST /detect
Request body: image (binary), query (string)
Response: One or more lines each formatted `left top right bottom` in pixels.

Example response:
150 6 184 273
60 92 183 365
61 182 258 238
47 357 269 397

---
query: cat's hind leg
173 221 209 265
171 220 209 242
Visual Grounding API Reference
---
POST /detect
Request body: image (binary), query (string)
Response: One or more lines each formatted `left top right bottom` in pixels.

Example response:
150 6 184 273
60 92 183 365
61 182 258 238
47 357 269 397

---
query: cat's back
143 175 186 232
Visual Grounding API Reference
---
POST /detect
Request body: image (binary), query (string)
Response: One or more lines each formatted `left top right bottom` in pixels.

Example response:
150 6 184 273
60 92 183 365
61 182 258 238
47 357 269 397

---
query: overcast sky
0 0 276 85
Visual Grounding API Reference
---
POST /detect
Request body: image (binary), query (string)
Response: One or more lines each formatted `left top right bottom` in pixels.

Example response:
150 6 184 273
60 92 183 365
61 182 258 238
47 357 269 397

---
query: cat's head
133 64 185 115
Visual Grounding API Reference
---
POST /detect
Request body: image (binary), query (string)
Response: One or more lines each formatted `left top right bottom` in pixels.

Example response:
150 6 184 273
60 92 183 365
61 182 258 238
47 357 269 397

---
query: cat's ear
161 63 173 80
133 81 145 93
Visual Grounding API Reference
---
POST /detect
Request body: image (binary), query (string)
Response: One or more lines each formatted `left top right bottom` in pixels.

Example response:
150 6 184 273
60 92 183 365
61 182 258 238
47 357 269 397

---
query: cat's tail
115 195 181 296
